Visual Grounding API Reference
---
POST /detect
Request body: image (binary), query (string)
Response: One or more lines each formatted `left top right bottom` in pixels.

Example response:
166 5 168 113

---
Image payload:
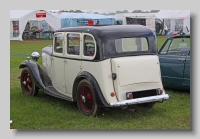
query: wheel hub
22 81 26 85
81 95 86 103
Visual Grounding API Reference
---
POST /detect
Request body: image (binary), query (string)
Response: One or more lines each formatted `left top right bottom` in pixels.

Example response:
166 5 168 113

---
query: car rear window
115 37 148 53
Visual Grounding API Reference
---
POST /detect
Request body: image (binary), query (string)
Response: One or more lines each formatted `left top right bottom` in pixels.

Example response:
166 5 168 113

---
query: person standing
96 20 100 25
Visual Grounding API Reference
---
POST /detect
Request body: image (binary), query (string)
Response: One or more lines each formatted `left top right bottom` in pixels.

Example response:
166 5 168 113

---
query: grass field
10 36 190 130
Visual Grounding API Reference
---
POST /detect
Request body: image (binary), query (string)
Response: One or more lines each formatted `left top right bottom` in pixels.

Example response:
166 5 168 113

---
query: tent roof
172 10 190 19
10 10 34 20
155 10 190 19
53 12 115 19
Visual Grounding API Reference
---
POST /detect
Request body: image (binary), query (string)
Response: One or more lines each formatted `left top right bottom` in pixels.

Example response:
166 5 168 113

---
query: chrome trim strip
109 94 170 106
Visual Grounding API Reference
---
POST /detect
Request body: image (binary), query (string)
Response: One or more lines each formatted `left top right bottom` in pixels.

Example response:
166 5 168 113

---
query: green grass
10 37 190 130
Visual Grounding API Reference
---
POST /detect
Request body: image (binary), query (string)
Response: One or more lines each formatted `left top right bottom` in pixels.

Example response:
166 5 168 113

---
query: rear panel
111 55 163 101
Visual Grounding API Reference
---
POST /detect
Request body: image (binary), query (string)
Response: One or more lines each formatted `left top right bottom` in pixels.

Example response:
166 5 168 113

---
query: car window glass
67 34 80 55
54 33 63 53
83 35 95 56
115 37 148 52
160 39 171 54
167 38 190 56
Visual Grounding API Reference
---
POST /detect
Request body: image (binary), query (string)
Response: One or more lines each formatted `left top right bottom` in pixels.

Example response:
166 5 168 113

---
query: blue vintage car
158 35 190 90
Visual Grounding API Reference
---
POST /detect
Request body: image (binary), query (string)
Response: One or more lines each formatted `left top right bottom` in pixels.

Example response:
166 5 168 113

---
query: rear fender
72 71 109 107
19 60 45 89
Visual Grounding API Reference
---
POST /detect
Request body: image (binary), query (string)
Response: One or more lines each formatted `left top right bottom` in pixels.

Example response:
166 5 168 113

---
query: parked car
158 35 190 90
19 25 170 116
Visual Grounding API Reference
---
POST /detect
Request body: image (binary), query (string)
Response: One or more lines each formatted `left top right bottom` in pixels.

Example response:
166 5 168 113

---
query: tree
69 10 75 13
116 11 123 13
59 10 69 12
74 10 83 13
94 12 99 14
132 10 143 13
150 10 160 13
122 10 128 13
108 12 115 15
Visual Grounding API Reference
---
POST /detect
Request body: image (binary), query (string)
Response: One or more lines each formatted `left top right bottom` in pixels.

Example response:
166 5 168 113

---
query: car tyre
76 79 101 116
20 67 39 96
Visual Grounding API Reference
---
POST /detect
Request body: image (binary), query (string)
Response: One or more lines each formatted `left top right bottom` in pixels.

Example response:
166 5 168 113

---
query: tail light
156 88 164 95
126 92 133 99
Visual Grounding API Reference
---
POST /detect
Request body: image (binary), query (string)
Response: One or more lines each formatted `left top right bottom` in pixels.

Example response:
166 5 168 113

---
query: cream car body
19 25 170 115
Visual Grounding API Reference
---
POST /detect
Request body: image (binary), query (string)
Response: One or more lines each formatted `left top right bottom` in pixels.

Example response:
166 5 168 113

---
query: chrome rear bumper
109 94 170 106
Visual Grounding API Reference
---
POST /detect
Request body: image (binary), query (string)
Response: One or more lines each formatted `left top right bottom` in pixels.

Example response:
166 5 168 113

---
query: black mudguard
19 60 46 90
73 71 110 107
19 60 73 101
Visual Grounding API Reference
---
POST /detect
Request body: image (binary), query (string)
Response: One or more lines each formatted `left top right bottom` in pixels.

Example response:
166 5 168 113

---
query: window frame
81 33 97 60
53 32 65 57
65 32 82 59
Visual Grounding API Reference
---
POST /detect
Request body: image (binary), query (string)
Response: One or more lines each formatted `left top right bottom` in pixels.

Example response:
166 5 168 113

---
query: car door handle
178 58 186 62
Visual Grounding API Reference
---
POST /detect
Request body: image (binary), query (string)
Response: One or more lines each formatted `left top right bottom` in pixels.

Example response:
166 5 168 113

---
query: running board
44 87 73 102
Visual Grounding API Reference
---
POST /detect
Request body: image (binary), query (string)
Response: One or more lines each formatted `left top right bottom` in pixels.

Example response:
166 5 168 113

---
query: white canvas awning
155 10 190 19
10 10 61 41
155 10 190 33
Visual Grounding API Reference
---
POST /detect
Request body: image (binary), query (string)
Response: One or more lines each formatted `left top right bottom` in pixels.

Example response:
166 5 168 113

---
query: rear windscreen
115 37 149 53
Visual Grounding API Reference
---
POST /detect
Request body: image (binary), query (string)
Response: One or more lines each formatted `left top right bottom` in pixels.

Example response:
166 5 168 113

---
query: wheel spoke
78 83 95 113
85 101 93 109
21 72 32 95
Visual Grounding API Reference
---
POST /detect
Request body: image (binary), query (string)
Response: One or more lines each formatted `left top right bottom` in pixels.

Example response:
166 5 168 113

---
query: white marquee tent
155 10 190 34
10 10 61 41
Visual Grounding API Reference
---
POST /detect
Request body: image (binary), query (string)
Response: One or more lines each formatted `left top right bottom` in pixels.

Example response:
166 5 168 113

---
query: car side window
167 38 190 56
67 34 80 55
159 39 171 55
54 33 63 53
83 35 95 56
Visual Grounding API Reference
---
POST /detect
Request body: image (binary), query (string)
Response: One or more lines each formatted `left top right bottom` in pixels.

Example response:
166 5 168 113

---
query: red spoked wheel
20 67 39 96
76 79 100 116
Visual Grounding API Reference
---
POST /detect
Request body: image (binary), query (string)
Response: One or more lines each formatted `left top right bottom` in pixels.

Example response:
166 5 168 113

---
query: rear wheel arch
72 71 109 107
76 79 101 116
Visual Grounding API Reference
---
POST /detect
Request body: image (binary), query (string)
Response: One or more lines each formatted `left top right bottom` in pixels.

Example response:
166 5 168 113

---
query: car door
64 33 82 96
183 53 190 89
51 32 66 94
159 36 190 88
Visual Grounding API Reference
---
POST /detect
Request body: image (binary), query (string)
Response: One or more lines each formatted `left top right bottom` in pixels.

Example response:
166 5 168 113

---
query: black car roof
55 25 154 38
54 25 157 61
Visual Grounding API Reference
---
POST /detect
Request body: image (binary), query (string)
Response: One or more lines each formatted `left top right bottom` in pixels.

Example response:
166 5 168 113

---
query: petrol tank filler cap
31 51 40 62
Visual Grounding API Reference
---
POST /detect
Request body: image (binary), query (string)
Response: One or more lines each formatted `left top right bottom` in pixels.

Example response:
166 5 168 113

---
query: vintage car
19 25 170 116
158 35 190 90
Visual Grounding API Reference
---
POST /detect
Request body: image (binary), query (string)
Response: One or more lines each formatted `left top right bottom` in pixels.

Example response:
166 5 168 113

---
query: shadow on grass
35 89 168 119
